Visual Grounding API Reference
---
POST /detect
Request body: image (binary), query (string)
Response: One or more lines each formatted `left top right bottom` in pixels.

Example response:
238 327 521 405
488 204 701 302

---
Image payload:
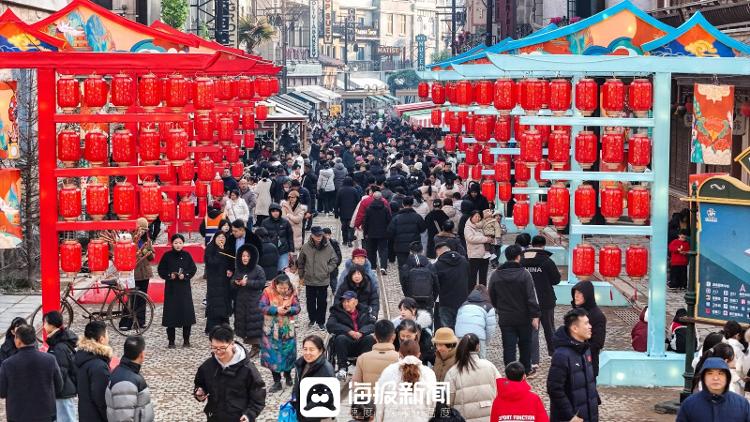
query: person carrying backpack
401 241 438 310
668 308 696 354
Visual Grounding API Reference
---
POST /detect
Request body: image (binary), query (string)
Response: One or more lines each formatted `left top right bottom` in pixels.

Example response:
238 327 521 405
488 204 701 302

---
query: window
357 47 365 61
400 14 407 35
386 14 394 35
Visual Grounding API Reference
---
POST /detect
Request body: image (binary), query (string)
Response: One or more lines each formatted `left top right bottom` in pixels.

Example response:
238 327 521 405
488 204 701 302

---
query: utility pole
281 19 288 94
451 0 457 54
485 0 493 46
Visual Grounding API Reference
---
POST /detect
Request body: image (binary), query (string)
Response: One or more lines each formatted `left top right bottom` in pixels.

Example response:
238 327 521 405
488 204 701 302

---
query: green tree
238 17 276 54
161 0 189 30
386 69 420 94
431 49 452 64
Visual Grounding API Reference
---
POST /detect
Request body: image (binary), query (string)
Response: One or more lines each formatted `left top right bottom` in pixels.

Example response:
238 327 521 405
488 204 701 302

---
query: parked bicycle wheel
29 300 74 342
107 290 155 336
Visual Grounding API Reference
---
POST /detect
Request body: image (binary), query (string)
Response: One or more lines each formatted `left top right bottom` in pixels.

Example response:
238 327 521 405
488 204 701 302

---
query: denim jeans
277 252 289 272
56 398 76 422
500 324 533 373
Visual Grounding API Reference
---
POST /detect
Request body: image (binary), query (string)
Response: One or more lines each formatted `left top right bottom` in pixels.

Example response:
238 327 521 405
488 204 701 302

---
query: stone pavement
0 294 39 332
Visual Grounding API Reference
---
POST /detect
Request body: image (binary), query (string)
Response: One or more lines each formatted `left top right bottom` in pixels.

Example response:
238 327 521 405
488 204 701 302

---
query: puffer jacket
46 327 78 399
464 220 492 259
375 361 437 421
232 244 266 340
297 237 338 287
386 207 427 254
336 258 380 292
280 199 306 251
260 204 295 254
334 266 380 317
258 239 280 281
443 205 461 228
105 358 155 422
489 261 541 327
75 337 113 422
571 281 607 377
333 162 348 190
455 290 497 341
433 231 466 257
352 343 399 387
317 167 336 192
547 327 599 422
255 178 273 217
445 353 500 422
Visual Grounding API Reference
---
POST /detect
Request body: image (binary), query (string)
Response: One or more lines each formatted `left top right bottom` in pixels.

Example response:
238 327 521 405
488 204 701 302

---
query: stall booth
417 0 750 389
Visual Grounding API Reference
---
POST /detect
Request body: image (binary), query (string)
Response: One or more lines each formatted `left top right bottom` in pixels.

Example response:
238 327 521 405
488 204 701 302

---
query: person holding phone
232 244 266 358
157 234 197 349
258 274 300 393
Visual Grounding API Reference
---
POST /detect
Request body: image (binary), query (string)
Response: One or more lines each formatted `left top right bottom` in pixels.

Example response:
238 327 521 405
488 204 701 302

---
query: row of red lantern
420 78 653 117
572 243 649 282
59 238 136 275
57 73 278 113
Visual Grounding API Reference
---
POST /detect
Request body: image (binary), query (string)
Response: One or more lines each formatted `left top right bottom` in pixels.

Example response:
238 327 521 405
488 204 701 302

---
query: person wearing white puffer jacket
454 285 496 359
444 333 500 422
375 339 436 422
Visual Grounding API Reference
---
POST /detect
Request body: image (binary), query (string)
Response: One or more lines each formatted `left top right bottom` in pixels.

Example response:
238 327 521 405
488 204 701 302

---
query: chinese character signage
309 0 319 57
692 83 734 165
323 0 333 44
416 34 427 71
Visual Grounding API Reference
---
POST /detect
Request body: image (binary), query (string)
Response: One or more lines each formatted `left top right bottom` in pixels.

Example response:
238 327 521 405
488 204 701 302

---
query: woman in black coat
0 317 26 365
232 243 266 357
255 227 280 281
157 234 198 348
203 231 234 334
293 335 335 422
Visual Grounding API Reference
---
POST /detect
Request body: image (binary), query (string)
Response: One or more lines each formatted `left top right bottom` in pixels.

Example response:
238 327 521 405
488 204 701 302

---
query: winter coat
362 198 391 239
292 355 335 422
433 347 457 382
463 187 490 212
204 238 234 320
0 346 63 422
105 358 155 422
297 237 338 287
336 184 361 221
401 254 439 308
333 162 348 190
387 208 427 254
391 310 433 335
260 204 295 254
455 289 497 341
258 284 300 373
258 239 280 281
491 378 549 422
425 209 449 258
335 267 380 317
281 200 307 251
547 327 599 422
521 248 562 310
326 303 376 336
489 261 541 327
433 231 466 257
445 353 500 422
46 327 78 398
133 235 155 281
374 360 437 422
571 281 607 376
158 249 197 327
194 343 266 422
255 178 273 216
631 307 648 352
225 197 250 224
354 194 390 228
317 168 336 192
0 333 17 365
464 220 492 259
457 201 474 249
75 337 113 422
677 359 750 422
443 205 461 229
336 258 380 292
432 250 470 310
239 187 257 218
393 323 435 366
352 343 399 387
232 244 267 340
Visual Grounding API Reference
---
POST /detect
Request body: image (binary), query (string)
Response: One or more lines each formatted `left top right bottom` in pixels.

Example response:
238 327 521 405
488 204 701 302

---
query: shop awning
288 91 322 107
402 109 436 128
293 85 341 102
268 94 311 115
348 77 387 90
394 101 435 116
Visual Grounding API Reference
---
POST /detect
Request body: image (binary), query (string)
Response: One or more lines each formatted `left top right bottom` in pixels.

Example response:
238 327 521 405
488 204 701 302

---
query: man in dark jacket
326 292 377 379
424 199 449 259
43 311 78 421
336 177 361 247
362 191 391 274
386 196 426 285
260 203 295 271
546 308 599 422
432 242 470 330
462 181 490 213
195 325 266 422
489 245 541 375
571 280 607 377
75 321 112 422
677 357 750 422
106 336 154 422
521 235 562 361
228 219 263 258
401 241 439 310
0 324 63 422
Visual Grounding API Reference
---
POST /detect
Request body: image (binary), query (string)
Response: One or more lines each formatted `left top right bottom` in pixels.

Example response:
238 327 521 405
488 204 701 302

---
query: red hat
352 248 367 259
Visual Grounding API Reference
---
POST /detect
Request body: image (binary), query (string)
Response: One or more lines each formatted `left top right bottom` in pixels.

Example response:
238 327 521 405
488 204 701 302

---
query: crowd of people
0 113 738 422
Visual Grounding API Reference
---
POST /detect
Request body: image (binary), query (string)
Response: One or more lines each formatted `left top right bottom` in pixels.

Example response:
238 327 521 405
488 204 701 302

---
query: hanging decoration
692 83 734 165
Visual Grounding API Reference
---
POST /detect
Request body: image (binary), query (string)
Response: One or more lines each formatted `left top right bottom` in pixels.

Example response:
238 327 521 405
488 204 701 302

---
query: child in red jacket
491 362 549 422
668 229 690 289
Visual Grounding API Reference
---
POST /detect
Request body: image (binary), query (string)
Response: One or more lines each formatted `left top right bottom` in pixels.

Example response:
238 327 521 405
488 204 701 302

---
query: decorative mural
0 10 62 52
0 82 18 160
692 83 735 166
0 168 22 249
643 12 750 57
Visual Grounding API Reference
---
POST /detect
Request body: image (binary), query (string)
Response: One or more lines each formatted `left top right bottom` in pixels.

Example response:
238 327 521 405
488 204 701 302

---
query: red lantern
83 74 108 111
209 150 223 164
458 135 468 152
226 145 241 163
475 117 491 143
463 113 476 134
539 79 550 109
456 80 471 106
165 73 188 110
443 135 456 152
236 76 255 101
140 182 161 221
161 196 176 223
84 131 108 167
575 130 598 169
160 160 177 185
481 179 495 202
431 109 442 126
193 77 215 111
211 176 224 197
197 157 215 182
575 78 598 116
513 200 529 229
110 73 134 111
629 79 652 117
549 79 571 116
572 243 596 280
244 132 256 149
513 115 528 143
113 181 136 219
111 129 136 166
494 115 511 144
216 76 234 102
626 245 648 281
465 145 479 165
59 185 81 221
269 77 280 95
574 184 597 223
535 158 551 184
514 158 531 184
87 239 110 274
449 114 462 134
57 75 80 112
57 129 81 167
494 159 511 182
431 83 446 105
178 197 195 226
218 116 234 143
138 73 161 111
138 127 161 165
628 134 651 172
457 163 469 180
601 131 625 170
475 80 493 106
548 130 570 169
198 198 208 218
548 182 569 229
85 182 109 220
446 82 457 104
601 186 624 223
417 81 429 99
599 244 622 281
166 128 189 165
533 201 549 229
520 78 543 115
60 240 82 275
114 239 137 273
195 115 213 144
470 164 483 181
498 181 512 202
602 78 625 116
256 104 268 121
195 181 209 198
177 160 195 185
493 78 516 114
628 186 650 225
231 161 244 179
256 77 272 98
520 129 542 167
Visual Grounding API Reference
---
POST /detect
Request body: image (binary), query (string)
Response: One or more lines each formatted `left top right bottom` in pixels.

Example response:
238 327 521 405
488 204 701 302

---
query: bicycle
30 274 155 341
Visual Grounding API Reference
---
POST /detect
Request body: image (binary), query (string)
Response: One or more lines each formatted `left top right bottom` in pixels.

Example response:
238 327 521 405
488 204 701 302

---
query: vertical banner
0 169 21 249
692 83 734 165
309 0 319 58
0 82 17 160
323 0 333 44
416 34 427 71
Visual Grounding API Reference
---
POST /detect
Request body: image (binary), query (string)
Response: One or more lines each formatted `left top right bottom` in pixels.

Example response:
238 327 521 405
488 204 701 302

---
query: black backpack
406 257 435 307
668 325 697 353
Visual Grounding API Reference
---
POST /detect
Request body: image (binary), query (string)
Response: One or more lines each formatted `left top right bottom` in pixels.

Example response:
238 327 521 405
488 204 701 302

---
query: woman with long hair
259 274 300 393
375 339 437 421
444 334 500 422
394 319 435 366
232 244 266 357
0 317 27 364
292 334 335 421
464 210 492 289
157 233 197 348
281 190 307 252
692 332 726 369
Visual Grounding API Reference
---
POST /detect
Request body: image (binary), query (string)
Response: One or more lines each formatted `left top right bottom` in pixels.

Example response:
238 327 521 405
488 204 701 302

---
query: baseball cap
310 226 324 236
341 291 357 301
352 248 367 259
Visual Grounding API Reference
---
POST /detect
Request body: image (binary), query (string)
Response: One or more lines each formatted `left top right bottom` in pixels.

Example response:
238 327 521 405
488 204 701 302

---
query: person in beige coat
464 210 493 290
281 190 307 252
445 333 500 422
352 320 399 389
432 327 459 382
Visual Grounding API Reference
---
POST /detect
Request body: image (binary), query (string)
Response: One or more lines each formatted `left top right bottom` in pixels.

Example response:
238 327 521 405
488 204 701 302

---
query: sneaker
380 268 387 275
268 381 283 393
482 252 492 259
488 253 497 260
335 369 348 381
317 323 326 331
202 299 207 306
